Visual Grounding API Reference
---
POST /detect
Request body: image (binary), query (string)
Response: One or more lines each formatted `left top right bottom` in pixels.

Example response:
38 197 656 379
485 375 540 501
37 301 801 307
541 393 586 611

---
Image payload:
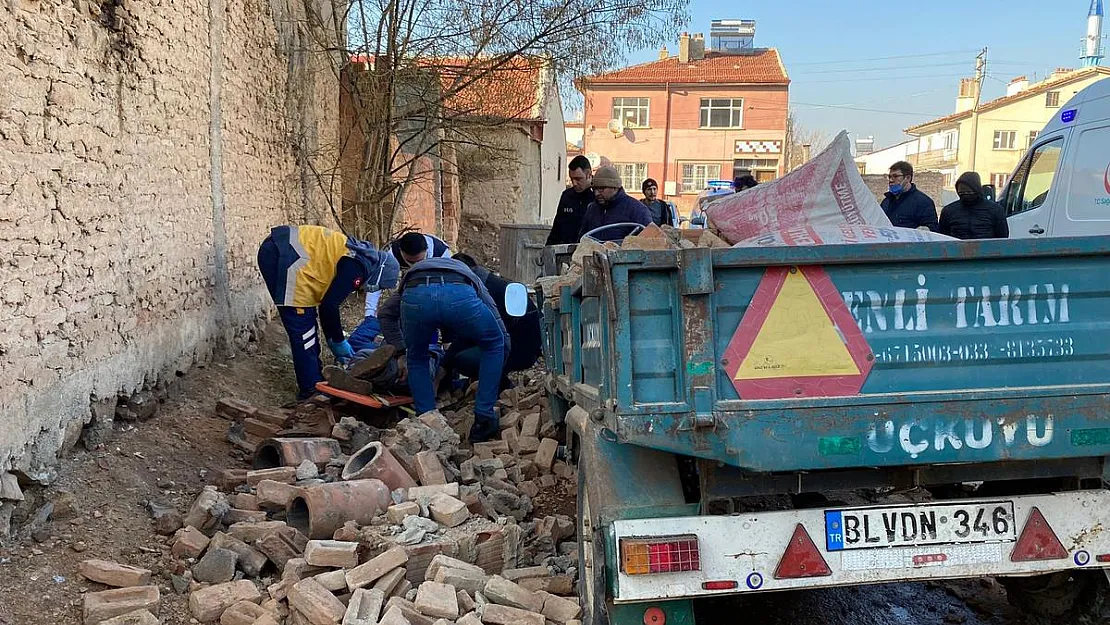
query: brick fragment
346 546 409 591
456 589 475 613
245 467 297 486
405 483 459 501
227 520 289 544
378 605 412 625
387 502 421 524
312 569 349 592
414 451 447 486
171 526 210 559
216 398 257 421
99 610 160 625
219 600 267 625
228 493 260 511
80 559 152 588
414 581 459 620
480 604 544 625
343 588 385 625
541 593 582 624
224 508 268 524
501 567 548 582
255 480 298 509
210 532 269 577
304 540 360 569
515 436 540 454
372 567 407 595
519 413 540 438
257 529 304 572
434 567 487 596
428 494 469 528
288 578 346 625
84 586 161 625
518 576 573 595
482 575 544 613
535 439 558 472
188 580 261 622
385 597 436 625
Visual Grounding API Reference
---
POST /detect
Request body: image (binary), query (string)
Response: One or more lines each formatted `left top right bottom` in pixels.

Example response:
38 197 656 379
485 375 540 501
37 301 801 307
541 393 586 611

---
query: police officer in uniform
257 225 399 399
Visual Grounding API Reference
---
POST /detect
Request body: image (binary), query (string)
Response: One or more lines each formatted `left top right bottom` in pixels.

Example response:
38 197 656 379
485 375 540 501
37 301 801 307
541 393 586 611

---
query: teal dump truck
540 237 1110 624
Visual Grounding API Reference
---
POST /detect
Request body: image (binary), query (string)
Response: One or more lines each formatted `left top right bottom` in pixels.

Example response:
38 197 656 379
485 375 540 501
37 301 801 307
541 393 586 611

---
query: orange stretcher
314 382 413 409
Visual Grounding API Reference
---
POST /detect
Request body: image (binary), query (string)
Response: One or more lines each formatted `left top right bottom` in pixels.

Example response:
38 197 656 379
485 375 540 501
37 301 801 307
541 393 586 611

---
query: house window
990 173 1009 189
1045 91 1060 108
612 163 648 188
943 131 957 151
680 163 721 193
993 130 1017 150
733 158 778 169
699 98 744 128
611 97 649 128
1027 130 1039 149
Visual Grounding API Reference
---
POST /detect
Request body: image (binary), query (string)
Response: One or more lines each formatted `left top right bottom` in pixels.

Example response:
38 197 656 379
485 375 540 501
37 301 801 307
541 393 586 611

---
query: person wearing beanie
641 178 676 227
577 165 653 241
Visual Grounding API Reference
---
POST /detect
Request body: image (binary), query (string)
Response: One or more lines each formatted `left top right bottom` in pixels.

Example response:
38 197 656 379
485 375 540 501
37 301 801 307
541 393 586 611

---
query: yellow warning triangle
735 270 860 380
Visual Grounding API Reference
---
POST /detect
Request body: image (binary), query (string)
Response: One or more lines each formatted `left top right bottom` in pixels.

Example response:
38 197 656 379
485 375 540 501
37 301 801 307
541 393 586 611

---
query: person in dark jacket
448 254 542 389
734 175 758 191
640 178 675 227
939 172 1009 240
545 155 596 245
881 161 939 231
577 166 653 241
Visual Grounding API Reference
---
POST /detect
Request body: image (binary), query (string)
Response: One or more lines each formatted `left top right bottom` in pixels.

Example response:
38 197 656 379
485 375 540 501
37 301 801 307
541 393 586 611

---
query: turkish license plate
824 501 1016 551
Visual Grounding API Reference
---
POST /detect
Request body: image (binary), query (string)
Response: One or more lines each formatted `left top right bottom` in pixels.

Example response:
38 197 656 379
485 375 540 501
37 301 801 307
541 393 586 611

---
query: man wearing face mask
880 161 938 231
938 172 1009 240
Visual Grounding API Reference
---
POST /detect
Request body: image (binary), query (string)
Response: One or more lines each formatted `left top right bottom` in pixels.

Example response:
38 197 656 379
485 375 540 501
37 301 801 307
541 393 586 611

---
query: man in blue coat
577 166 653 241
881 161 938 231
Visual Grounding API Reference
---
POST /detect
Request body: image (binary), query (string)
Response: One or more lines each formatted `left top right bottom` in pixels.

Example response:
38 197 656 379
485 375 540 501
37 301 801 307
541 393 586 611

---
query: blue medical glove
328 338 355 364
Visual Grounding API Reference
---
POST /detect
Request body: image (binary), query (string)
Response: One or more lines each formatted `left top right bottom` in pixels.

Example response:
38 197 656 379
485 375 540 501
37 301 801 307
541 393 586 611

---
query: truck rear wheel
1000 571 1106 623
578 465 610 625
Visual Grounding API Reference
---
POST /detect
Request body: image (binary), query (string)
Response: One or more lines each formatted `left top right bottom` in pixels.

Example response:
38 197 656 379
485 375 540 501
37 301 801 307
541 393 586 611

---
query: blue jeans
348 315 382 352
401 284 505 419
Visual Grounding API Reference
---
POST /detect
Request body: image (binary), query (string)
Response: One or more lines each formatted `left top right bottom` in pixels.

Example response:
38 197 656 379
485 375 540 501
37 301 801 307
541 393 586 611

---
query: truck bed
543 236 1110 473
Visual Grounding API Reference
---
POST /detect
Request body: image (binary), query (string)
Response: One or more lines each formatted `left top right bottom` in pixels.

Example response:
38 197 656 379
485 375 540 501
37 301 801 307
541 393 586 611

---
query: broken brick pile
75 376 580 625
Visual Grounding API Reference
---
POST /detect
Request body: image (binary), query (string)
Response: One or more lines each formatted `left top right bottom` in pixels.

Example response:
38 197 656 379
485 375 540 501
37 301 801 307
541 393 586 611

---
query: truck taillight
620 535 700 575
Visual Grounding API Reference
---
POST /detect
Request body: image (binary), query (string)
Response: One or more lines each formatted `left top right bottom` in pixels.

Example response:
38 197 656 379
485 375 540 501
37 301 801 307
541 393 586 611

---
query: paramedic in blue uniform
257 225 399 399
349 231 452 351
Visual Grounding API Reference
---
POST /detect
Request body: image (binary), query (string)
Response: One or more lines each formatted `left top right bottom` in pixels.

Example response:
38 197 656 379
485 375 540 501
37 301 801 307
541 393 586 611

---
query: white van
1002 76 1110 238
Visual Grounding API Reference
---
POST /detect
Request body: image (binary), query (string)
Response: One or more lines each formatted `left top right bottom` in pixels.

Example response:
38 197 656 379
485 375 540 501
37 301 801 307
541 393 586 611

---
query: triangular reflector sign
773 524 832 579
1011 507 1068 562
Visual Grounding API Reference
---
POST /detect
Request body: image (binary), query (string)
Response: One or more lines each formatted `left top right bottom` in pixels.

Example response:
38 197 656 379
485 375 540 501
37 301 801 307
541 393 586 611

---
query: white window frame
699 98 744 129
680 163 722 194
612 163 648 189
943 131 957 151
993 130 1017 150
611 97 649 128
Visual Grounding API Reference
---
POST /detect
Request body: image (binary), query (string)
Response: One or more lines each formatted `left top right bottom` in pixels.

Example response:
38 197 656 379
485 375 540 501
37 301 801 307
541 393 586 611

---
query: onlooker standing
546 155 596 245
939 172 1009 240
734 175 758 192
881 161 939 231
577 166 653 241
640 178 676 227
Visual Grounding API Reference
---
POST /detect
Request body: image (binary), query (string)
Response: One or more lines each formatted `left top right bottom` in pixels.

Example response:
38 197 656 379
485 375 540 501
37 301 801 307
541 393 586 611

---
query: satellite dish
585 152 602 170
606 119 625 136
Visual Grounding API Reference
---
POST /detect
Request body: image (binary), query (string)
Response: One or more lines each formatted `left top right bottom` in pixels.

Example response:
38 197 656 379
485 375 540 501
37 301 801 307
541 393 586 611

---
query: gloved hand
327 339 355 364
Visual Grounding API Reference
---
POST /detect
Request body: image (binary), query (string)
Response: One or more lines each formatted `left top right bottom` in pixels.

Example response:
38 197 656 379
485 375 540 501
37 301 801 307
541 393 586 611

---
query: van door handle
1029 226 1045 235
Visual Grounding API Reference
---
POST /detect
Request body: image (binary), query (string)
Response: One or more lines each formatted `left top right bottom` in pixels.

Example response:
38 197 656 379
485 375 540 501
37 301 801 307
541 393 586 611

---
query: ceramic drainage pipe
253 437 341 469
287 479 391 539
342 441 417 490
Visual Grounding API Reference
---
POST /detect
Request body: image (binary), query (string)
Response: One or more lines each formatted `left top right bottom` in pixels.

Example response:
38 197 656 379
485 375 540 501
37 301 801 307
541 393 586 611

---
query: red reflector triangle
1011 507 1068 562
773 524 832 579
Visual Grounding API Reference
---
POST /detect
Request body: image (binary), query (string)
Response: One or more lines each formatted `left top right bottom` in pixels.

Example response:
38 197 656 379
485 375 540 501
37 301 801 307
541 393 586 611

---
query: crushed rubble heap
76 375 580 625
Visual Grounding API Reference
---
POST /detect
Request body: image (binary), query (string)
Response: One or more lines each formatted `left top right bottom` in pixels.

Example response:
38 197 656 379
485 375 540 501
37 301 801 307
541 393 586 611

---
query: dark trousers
259 238 323 399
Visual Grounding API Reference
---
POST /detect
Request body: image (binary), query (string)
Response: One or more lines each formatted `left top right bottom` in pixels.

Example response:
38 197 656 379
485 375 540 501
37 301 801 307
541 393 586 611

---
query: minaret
1082 0 1104 67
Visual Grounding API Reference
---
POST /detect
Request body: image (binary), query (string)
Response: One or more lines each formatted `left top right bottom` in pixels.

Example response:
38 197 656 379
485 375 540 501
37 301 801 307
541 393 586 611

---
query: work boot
347 344 397 379
323 365 374 396
468 415 500 444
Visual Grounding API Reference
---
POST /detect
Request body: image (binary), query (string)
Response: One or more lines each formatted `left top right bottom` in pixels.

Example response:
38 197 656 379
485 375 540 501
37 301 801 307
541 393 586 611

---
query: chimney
1051 67 1073 80
955 77 980 113
1006 75 1029 96
659 46 669 60
678 32 690 63
690 33 706 60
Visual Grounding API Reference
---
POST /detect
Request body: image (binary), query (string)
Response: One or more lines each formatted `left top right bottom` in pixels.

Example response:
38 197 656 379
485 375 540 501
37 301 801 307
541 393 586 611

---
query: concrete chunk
480 604 544 625
482 576 543 613
346 546 409 591
84 586 161 625
188 580 261 622
288 578 346 625
343 588 385 625
80 560 152 588
304 540 360 569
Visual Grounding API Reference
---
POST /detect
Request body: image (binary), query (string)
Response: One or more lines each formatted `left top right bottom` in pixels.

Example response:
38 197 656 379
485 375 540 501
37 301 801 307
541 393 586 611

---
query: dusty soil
0 322 295 625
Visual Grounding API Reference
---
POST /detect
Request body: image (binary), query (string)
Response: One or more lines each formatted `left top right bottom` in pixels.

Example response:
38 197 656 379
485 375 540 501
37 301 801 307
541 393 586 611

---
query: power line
793 61 973 75
785 50 979 66
789 101 946 117
792 73 969 84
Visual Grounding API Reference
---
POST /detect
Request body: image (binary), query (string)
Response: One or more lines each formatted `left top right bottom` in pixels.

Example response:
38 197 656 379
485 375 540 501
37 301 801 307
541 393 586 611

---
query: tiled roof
347 55 549 122
905 67 1110 134
581 49 789 86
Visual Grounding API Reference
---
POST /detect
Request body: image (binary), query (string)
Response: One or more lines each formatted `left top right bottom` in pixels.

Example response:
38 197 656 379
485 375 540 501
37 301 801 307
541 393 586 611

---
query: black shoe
469 417 500 443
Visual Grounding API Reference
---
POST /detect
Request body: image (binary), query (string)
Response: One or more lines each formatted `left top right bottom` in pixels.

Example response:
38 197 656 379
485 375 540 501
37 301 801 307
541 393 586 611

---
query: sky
617 0 1097 150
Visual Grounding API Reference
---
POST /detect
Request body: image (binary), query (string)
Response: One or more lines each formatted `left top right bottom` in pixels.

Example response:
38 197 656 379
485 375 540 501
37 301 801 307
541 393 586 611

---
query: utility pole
967 47 987 172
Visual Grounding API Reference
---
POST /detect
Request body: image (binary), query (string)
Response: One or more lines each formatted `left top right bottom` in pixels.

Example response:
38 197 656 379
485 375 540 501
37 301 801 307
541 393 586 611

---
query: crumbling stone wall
0 0 338 480
862 171 946 215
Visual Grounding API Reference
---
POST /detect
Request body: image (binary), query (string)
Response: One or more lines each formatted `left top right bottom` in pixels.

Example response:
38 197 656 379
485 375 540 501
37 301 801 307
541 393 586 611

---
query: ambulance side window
1004 139 1063 217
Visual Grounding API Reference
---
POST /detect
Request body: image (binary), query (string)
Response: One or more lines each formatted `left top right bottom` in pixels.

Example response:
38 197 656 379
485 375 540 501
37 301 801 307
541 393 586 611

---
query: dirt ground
0 318 1103 625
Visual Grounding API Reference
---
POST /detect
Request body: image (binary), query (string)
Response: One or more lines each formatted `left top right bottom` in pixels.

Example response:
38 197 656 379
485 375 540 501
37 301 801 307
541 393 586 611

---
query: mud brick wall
862 171 946 215
0 0 338 479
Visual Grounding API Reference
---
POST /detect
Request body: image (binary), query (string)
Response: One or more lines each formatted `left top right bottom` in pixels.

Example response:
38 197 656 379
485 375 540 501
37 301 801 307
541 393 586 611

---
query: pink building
579 34 790 215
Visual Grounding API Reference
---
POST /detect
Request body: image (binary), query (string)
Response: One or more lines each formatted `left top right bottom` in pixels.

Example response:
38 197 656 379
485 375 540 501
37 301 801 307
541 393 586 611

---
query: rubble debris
79 559 153 588
218 600 268 625
171 526 210 559
303 540 359 569
346 546 409 591
193 547 239 583
288 479 391 539
183 486 229 532
83 586 161 625
288 578 346 625
99 609 160 625
253 437 342 471
188 580 262 622
147 499 183 535
342 442 417 490
210 532 268 577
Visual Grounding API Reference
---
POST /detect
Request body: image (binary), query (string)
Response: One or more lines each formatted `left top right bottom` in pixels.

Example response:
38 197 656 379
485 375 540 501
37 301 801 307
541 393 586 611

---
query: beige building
905 68 1110 190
